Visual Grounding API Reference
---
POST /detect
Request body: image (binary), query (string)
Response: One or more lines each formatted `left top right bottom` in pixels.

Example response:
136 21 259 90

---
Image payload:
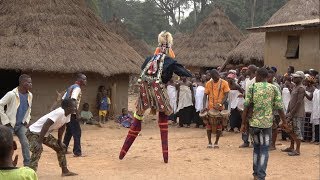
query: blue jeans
63 114 82 155
12 125 30 166
242 129 254 144
250 127 271 180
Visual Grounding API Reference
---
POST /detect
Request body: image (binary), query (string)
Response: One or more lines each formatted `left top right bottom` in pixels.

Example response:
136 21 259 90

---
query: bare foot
62 171 78 176
73 154 87 157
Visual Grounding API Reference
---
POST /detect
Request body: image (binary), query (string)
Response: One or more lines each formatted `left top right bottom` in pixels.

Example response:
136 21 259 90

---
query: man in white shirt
239 65 257 148
62 73 87 157
26 99 78 176
0 74 32 166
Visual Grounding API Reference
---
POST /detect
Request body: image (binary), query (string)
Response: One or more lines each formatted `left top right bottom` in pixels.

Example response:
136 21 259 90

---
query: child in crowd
0 125 38 180
99 89 111 125
117 108 133 128
80 103 95 125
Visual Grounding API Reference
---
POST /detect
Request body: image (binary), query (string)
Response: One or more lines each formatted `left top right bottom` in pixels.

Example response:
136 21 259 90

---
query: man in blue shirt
0 74 33 166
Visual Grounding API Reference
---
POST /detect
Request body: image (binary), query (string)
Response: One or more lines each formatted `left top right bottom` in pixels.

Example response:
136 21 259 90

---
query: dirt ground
14 95 320 180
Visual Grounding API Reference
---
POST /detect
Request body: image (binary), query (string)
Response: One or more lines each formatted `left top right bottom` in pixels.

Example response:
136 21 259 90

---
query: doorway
0 69 21 98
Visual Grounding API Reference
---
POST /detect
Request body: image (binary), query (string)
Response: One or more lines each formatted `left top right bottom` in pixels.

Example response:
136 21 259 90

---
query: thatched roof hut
175 7 243 69
0 0 144 118
227 0 320 65
0 0 143 76
107 18 152 58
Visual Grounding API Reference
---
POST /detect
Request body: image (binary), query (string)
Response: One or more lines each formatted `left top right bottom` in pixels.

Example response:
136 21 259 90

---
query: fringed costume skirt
137 81 173 115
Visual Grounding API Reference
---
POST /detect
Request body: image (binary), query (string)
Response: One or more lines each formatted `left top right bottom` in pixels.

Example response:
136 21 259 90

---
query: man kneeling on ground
26 98 78 176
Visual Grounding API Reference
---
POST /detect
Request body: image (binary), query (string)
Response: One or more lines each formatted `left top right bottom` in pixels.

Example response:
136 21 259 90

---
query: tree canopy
86 0 288 45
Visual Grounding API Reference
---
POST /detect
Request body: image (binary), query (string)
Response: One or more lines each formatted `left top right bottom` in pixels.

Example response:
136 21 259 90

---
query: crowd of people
0 30 318 180
166 66 320 144
165 65 319 180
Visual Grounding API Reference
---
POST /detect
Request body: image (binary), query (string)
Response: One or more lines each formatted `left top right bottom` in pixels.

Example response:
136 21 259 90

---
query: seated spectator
80 103 96 125
0 125 38 180
117 108 133 128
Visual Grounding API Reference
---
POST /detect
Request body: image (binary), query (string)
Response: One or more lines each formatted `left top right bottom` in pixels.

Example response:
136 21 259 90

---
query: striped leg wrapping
159 112 169 163
119 117 142 160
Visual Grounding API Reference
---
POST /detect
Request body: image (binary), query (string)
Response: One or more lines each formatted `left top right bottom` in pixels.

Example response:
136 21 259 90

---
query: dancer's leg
158 112 169 163
119 112 143 160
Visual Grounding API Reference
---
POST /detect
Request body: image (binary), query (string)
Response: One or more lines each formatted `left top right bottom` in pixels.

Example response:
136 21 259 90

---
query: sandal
288 151 300 156
281 148 293 152
207 144 213 148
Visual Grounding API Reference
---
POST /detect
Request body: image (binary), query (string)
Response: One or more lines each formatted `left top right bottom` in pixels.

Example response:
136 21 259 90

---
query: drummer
202 69 230 148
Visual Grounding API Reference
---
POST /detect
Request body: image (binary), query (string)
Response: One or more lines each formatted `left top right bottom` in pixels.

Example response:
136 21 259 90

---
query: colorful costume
119 32 191 163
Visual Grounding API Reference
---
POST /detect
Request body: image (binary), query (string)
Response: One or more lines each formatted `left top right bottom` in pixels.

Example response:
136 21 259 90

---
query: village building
0 0 143 120
175 7 243 73
247 19 320 73
227 0 319 70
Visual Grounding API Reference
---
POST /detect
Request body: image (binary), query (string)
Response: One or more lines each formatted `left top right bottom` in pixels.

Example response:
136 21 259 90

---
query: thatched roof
228 0 320 65
175 7 243 68
0 0 143 76
107 18 152 58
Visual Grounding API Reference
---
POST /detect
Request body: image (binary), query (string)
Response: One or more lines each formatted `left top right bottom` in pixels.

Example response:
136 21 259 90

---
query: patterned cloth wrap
137 54 173 115
203 114 223 131
137 81 172 115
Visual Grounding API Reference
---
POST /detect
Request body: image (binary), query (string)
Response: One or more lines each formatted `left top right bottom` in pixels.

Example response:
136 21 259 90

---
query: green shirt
244 82 283 128
0 167 38 180
80 111 93 120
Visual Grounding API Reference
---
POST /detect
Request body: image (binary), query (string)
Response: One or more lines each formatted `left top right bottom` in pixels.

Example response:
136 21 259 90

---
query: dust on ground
13 95 320 180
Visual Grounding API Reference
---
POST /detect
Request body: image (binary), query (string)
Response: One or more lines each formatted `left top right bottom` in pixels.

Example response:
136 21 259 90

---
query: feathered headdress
158 31 173 47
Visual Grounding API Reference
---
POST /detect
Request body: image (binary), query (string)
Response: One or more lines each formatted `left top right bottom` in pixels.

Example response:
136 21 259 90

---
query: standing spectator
238 67 248 90
194 72 201 82
282 71 305 156
270 66 282 85
27 99 77 176
239 65 257 148
282 76 293 112
0 125 37 180
96 86 105 112
281 76 293 141
240 67 286 180
285 66 295 78
205 70 212 82
0 74 32 166
63 73 87 157
202 69 230 148
227 73 243 132
98 89 111 126
311 87 320 144
176 77 194 128
194 74 206 128
167 79 177 123
303 75 316 141
267 70 281 150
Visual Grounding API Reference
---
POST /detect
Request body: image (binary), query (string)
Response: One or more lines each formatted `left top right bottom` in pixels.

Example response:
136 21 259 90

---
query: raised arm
173 63 192 77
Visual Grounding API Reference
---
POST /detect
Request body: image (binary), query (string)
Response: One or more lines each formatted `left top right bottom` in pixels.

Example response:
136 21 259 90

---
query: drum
208 109 222 118
199 110 208 118
220 110 230 119
220 110 230 127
